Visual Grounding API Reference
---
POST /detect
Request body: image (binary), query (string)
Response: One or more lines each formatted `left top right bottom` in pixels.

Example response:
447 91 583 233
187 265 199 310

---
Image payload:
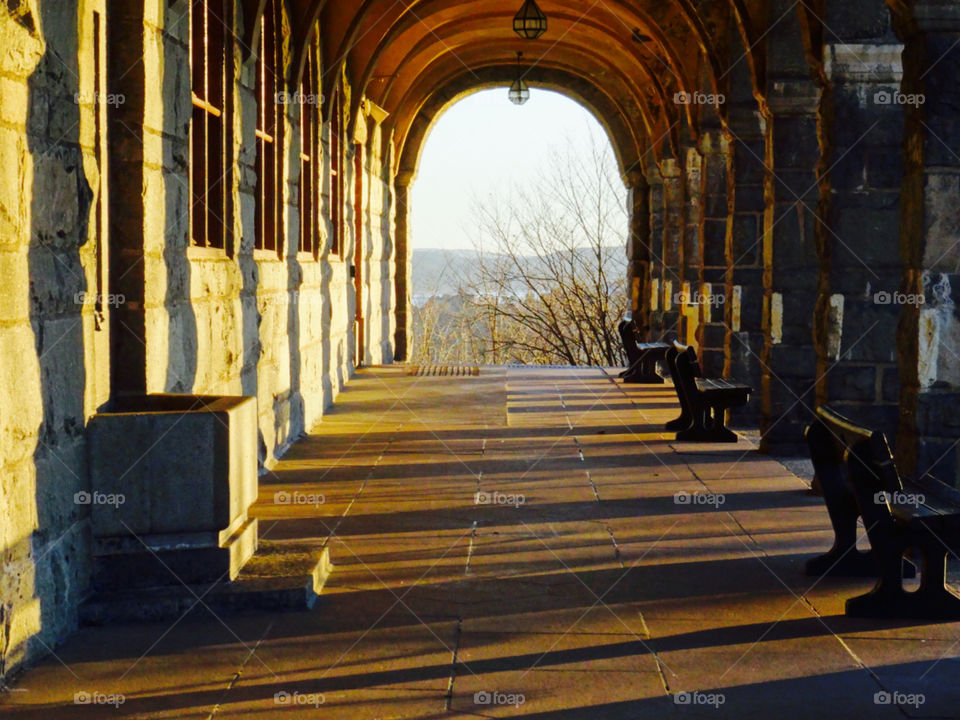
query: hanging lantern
508 52 530 105
508 77 530 105
513 0 547 40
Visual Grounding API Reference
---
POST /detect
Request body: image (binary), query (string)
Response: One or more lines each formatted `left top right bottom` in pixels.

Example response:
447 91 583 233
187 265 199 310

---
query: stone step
79 540 332 625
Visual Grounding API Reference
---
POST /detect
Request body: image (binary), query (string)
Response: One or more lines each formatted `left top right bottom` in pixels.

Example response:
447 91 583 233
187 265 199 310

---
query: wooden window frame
329 85 343 259
190 0 229 251
255 0 283 258
298 40 320 259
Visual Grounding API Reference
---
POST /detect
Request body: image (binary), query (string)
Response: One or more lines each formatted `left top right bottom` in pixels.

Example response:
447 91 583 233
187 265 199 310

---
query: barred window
190 0 228 250
299 40 321 257
329 84 344 257
255 0 282 256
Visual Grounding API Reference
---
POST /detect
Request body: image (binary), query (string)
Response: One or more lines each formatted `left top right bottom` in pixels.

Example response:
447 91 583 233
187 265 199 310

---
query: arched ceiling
241 0 771 178
396 67 650 185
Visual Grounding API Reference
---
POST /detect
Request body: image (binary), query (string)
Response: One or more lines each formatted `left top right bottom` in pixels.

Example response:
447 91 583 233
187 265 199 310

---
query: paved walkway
3 366 960 718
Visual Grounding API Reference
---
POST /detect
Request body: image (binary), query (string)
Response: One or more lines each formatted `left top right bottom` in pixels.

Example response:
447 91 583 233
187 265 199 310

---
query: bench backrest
667 342 701 413
808 406 903 533
670 341 701 380
618 318 641 365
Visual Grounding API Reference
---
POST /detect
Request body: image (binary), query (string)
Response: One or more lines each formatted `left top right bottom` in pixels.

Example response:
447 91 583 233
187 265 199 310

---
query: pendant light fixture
513 0 547 40
508 52 530 105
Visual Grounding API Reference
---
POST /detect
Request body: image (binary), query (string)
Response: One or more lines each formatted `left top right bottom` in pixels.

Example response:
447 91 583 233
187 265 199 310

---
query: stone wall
0 0 105 682
637 1 960 460
0 0 397 682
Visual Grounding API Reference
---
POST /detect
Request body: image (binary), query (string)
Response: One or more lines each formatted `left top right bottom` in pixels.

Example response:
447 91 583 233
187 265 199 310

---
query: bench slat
695 378 752 392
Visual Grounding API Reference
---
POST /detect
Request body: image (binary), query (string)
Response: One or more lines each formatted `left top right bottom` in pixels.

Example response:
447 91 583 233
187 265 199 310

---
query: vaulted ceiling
242 0 774 180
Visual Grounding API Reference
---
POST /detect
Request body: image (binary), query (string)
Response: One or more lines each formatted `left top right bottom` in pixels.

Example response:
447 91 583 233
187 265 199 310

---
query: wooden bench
808 406 960 619
617 317 641 373
664 342 751 443
617 316 668 384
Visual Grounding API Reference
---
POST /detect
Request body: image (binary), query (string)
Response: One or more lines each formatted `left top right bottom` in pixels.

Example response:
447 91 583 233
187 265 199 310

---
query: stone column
646 171 666 339
894 1 960 486
725 107 767 424
392 177 411 361
759 2 823 454
108 0 147 396
815 32 905 442
678 145 703 347
697 130 730 376
659 158 684 337
625 172 652 340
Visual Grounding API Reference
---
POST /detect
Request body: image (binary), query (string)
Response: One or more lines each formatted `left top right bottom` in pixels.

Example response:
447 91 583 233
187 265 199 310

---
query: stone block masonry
0 0 397 682
6 0 960 697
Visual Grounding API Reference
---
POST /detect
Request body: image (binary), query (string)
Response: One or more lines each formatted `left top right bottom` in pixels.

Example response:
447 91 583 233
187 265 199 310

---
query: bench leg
846 543 960 619
671 404 705 436
623 357 665 384
805 477 879 577
665 396 692 431
620 358 640 380
914 545 960 619
675 405 738 443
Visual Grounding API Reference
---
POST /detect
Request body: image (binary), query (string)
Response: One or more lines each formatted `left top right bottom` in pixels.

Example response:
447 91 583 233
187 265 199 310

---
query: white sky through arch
409 88 622 251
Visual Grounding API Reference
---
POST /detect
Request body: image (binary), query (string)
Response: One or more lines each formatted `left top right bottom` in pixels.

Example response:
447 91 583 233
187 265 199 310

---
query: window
329 85 343 257
190 0 228 250
299 40 320 257
255 0 282 256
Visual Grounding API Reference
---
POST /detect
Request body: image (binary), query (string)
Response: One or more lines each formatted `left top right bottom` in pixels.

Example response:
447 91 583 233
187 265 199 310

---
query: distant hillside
411 249 480 300
411 247 627 303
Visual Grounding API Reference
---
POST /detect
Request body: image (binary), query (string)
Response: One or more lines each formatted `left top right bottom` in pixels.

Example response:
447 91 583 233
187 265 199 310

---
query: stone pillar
393 178 411 361
760 2 823 454
678 145 703 348
815 29 904 442
725 108 767 424
894 1 960 486
697 131 730 376
108 0 147 396
647 171 666 339
659 158 684 337
626 172 651 340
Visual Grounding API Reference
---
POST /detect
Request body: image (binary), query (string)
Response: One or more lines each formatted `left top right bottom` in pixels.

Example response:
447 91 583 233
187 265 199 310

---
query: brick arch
394 67 649 185
345 0 698 126
389 45 671 168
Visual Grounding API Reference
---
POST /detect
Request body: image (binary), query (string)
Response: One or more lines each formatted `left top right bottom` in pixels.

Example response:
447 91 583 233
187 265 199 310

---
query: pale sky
409 88 619 251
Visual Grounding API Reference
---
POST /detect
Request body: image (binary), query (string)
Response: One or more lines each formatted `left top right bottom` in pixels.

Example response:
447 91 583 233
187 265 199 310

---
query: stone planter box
86 394 258 590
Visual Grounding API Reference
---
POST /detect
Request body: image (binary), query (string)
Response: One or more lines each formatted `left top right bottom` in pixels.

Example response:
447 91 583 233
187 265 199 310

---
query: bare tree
463 132 629 366
410 132 628 367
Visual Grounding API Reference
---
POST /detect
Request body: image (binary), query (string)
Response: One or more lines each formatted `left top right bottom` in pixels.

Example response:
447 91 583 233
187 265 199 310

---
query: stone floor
3 366 960 718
